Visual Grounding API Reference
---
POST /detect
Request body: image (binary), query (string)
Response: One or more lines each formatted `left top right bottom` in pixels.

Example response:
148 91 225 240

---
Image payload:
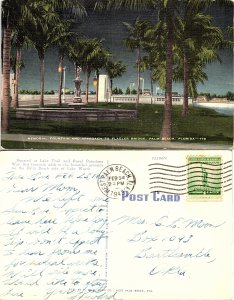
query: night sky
20 4 233 95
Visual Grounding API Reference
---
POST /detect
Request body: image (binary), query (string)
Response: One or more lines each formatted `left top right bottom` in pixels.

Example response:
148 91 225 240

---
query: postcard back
0 150 232 300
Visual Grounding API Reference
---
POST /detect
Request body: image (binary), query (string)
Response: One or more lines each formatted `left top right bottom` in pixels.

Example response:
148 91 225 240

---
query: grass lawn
3 103 233 148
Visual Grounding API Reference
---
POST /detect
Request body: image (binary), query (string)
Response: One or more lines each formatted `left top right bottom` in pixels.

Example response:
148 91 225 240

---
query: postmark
98 164 136 198
187 156 222 201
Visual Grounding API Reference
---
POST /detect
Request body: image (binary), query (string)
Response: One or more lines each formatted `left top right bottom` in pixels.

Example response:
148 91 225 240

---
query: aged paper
0 150 232 300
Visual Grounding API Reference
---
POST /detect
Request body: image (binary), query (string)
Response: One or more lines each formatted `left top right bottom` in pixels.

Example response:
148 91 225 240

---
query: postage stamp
187 156 222 201
97 164 136 199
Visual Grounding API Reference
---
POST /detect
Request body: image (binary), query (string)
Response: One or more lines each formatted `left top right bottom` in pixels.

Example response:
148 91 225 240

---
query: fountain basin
15 107 137 122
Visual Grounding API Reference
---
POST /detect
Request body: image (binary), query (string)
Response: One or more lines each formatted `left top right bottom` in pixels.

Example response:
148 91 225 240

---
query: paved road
1 133 232 150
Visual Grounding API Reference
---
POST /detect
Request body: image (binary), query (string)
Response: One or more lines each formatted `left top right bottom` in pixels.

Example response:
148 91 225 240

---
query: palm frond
94 0 156 11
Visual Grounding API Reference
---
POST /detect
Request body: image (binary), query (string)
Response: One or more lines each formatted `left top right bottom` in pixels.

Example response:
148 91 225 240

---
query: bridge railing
108 95 193 105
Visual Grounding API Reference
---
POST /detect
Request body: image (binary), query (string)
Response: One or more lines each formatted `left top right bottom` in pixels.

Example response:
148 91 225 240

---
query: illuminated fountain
73 66 83 103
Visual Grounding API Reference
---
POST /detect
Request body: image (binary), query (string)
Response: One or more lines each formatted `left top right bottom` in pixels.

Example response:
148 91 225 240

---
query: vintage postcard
1 1 233 150
0 150 232 300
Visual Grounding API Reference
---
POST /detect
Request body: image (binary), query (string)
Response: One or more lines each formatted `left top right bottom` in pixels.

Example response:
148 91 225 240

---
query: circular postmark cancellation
98 164 136 198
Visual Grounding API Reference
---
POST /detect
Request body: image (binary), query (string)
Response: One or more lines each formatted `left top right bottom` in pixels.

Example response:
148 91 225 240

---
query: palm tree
12 38 22 109
174 46 219 98
95 0 179 138
105 60 127 96
28 0 85 107
54 2 85 106
68 37 110 104
11 26 33 109
142 21 167 98
144 7 230 117
95 0 233 140
1 0 85 132
123 17 152 107
157 0 178 140
82 38 110 104
55 22 75 106
96 0 178 137
2 26 12 133
181 0 233 115
68 37 93 104
1 0 35 132
89 46 111 103
27 4 70 107
175 10 224 116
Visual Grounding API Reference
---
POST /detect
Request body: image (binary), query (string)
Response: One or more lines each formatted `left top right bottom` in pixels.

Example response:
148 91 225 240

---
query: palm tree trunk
2 27 12 133
39 54 45 107
58 55 64 107
150 70 153 104
160 9 174 141
136 46 141 108
182 49 189 116
85 71 90 104
13 46 22 109
110 79 113 97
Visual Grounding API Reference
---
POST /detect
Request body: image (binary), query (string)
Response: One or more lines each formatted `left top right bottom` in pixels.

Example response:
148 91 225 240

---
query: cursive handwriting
149 264 186 276
2 171 100 182
110 213 225 277
0 165 228 299
0 169 119 300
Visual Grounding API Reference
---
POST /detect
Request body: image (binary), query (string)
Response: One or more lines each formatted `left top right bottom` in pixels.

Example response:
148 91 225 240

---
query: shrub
112 87 123 95
226 91 234 101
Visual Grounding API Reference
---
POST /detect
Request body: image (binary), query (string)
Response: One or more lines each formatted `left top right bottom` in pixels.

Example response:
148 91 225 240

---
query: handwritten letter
0 156 116 300
0 151 232 300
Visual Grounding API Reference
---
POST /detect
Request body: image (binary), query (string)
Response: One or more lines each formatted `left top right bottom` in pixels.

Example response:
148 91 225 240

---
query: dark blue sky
20 5 233 95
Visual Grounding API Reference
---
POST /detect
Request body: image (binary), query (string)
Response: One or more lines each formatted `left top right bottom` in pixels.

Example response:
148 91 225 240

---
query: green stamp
188 156 222 196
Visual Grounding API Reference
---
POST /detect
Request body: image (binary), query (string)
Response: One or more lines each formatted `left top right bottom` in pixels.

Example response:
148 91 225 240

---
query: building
98 75 110 102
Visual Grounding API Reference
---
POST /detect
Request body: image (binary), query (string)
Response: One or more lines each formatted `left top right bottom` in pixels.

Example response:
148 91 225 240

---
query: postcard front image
1 1 233 150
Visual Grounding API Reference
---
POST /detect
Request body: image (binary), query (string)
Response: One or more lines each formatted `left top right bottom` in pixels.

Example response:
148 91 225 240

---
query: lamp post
140 77 144 95
62 67 66 103
11 78 16 94
93 77 98 89
58 64 66 105
129 82 135 95
156 87 160 96
93 69 99 103
93 76 98 96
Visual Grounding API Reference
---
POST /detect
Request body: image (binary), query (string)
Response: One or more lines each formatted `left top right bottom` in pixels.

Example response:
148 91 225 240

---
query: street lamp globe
93 77 98 88
58 64 62 73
